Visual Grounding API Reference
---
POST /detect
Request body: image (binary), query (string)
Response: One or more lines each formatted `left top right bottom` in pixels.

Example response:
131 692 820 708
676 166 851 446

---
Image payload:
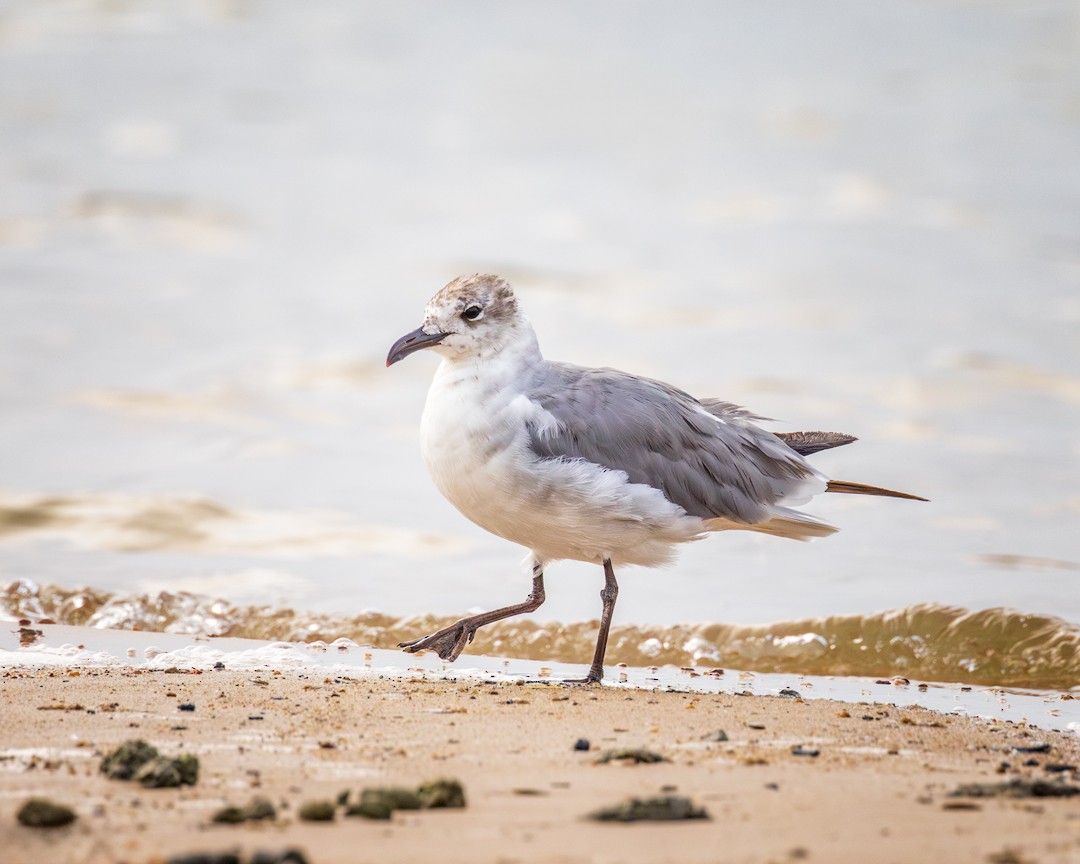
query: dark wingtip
776 431 858 456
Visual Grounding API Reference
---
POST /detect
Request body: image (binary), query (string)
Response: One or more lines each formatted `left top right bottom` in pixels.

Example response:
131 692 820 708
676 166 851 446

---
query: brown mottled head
387 274 535 366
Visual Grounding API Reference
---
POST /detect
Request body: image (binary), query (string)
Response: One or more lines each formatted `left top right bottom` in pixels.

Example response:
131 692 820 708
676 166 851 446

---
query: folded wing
524 363 826 526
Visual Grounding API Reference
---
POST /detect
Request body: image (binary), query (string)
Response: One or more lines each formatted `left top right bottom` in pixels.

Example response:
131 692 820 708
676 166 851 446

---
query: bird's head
386 274 530 366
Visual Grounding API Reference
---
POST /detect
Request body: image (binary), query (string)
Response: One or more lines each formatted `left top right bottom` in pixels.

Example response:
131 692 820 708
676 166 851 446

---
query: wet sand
3 666 1079 864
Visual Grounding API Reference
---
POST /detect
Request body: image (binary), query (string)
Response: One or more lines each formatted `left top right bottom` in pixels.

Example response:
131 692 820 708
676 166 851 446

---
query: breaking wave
2 579 1078 690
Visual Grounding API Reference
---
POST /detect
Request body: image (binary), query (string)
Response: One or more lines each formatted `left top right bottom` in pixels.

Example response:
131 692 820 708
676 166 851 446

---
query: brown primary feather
775 430 857 456
826 479 928 502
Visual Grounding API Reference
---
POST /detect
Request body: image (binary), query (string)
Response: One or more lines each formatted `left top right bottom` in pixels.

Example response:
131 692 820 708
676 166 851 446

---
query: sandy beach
3 662 1079 864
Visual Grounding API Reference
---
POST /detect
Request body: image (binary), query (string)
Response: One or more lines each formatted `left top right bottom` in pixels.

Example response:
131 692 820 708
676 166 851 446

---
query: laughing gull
386 274 926 682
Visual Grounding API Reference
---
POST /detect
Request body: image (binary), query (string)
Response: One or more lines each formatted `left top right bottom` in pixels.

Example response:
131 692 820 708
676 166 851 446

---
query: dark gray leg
399 561 545 663
584 558 619 683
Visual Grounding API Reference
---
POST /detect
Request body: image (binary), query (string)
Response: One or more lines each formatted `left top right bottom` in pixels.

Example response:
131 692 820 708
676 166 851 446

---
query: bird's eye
462 305 484 321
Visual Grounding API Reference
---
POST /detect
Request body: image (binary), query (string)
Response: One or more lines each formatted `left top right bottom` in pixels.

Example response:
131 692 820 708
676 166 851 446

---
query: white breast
420 359 705 567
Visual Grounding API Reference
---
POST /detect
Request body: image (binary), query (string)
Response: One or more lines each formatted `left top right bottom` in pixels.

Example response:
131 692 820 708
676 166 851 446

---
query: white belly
419 362 705 566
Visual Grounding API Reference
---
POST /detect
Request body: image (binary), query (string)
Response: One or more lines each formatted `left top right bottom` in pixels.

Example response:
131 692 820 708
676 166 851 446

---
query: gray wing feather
524 363 817 524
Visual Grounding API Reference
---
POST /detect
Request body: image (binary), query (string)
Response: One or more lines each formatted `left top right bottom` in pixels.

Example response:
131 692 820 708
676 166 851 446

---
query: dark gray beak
386 327 447 367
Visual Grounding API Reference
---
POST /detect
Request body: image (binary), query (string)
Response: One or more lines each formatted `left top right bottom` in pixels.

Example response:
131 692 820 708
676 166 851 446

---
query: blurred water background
1 1 1079 684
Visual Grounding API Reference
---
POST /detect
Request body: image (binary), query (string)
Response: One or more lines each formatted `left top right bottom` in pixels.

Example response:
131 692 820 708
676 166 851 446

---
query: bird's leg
398 563 546 663
584 558 620 682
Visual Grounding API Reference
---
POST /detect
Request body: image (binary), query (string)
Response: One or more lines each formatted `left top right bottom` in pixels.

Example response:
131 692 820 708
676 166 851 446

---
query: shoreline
6 580 1080 692
3 623 1078 732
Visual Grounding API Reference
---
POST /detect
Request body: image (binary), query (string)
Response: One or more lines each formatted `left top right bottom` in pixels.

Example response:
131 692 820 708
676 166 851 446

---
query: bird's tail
826 480 928 502
706 507 838 541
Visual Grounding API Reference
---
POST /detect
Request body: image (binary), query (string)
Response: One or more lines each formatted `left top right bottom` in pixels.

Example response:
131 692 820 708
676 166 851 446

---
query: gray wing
524 363 819 524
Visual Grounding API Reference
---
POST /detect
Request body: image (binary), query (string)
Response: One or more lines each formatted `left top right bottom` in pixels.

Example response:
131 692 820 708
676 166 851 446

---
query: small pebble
178 703 196 712
16 798 77 828
573 738 590 751
791 746 820 758
1012 743 1050 754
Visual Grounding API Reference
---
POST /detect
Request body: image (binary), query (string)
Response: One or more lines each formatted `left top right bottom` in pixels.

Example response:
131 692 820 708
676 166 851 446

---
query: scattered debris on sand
100 739 198 788
417 778 466 808
594 748 666 765
211 797 277 824
588 795 710 822
297 800 336 822
948 779 1080 799
345 786 422 819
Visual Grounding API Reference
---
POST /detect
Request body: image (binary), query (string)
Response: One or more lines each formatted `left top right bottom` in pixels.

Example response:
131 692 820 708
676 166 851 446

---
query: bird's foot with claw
559 667 605 686
398 620 477 662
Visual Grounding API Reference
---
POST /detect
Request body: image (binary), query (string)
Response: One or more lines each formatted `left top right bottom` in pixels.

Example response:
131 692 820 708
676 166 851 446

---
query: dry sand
2 667 1079 864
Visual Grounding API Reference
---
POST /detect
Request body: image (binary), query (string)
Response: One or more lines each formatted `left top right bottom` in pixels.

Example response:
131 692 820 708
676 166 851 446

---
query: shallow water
0 2 1078 683
6 580 1080 690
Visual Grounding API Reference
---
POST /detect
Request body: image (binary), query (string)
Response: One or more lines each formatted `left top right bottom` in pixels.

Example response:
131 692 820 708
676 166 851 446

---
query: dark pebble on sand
178 703 196 712
213 662 225 670
778 689 800 698
1012 742 1051 753
791 746 820 757
16 798 77 828
589 795 709 822
701 729 729 742
573 738 590 751
1046 764 1077 773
